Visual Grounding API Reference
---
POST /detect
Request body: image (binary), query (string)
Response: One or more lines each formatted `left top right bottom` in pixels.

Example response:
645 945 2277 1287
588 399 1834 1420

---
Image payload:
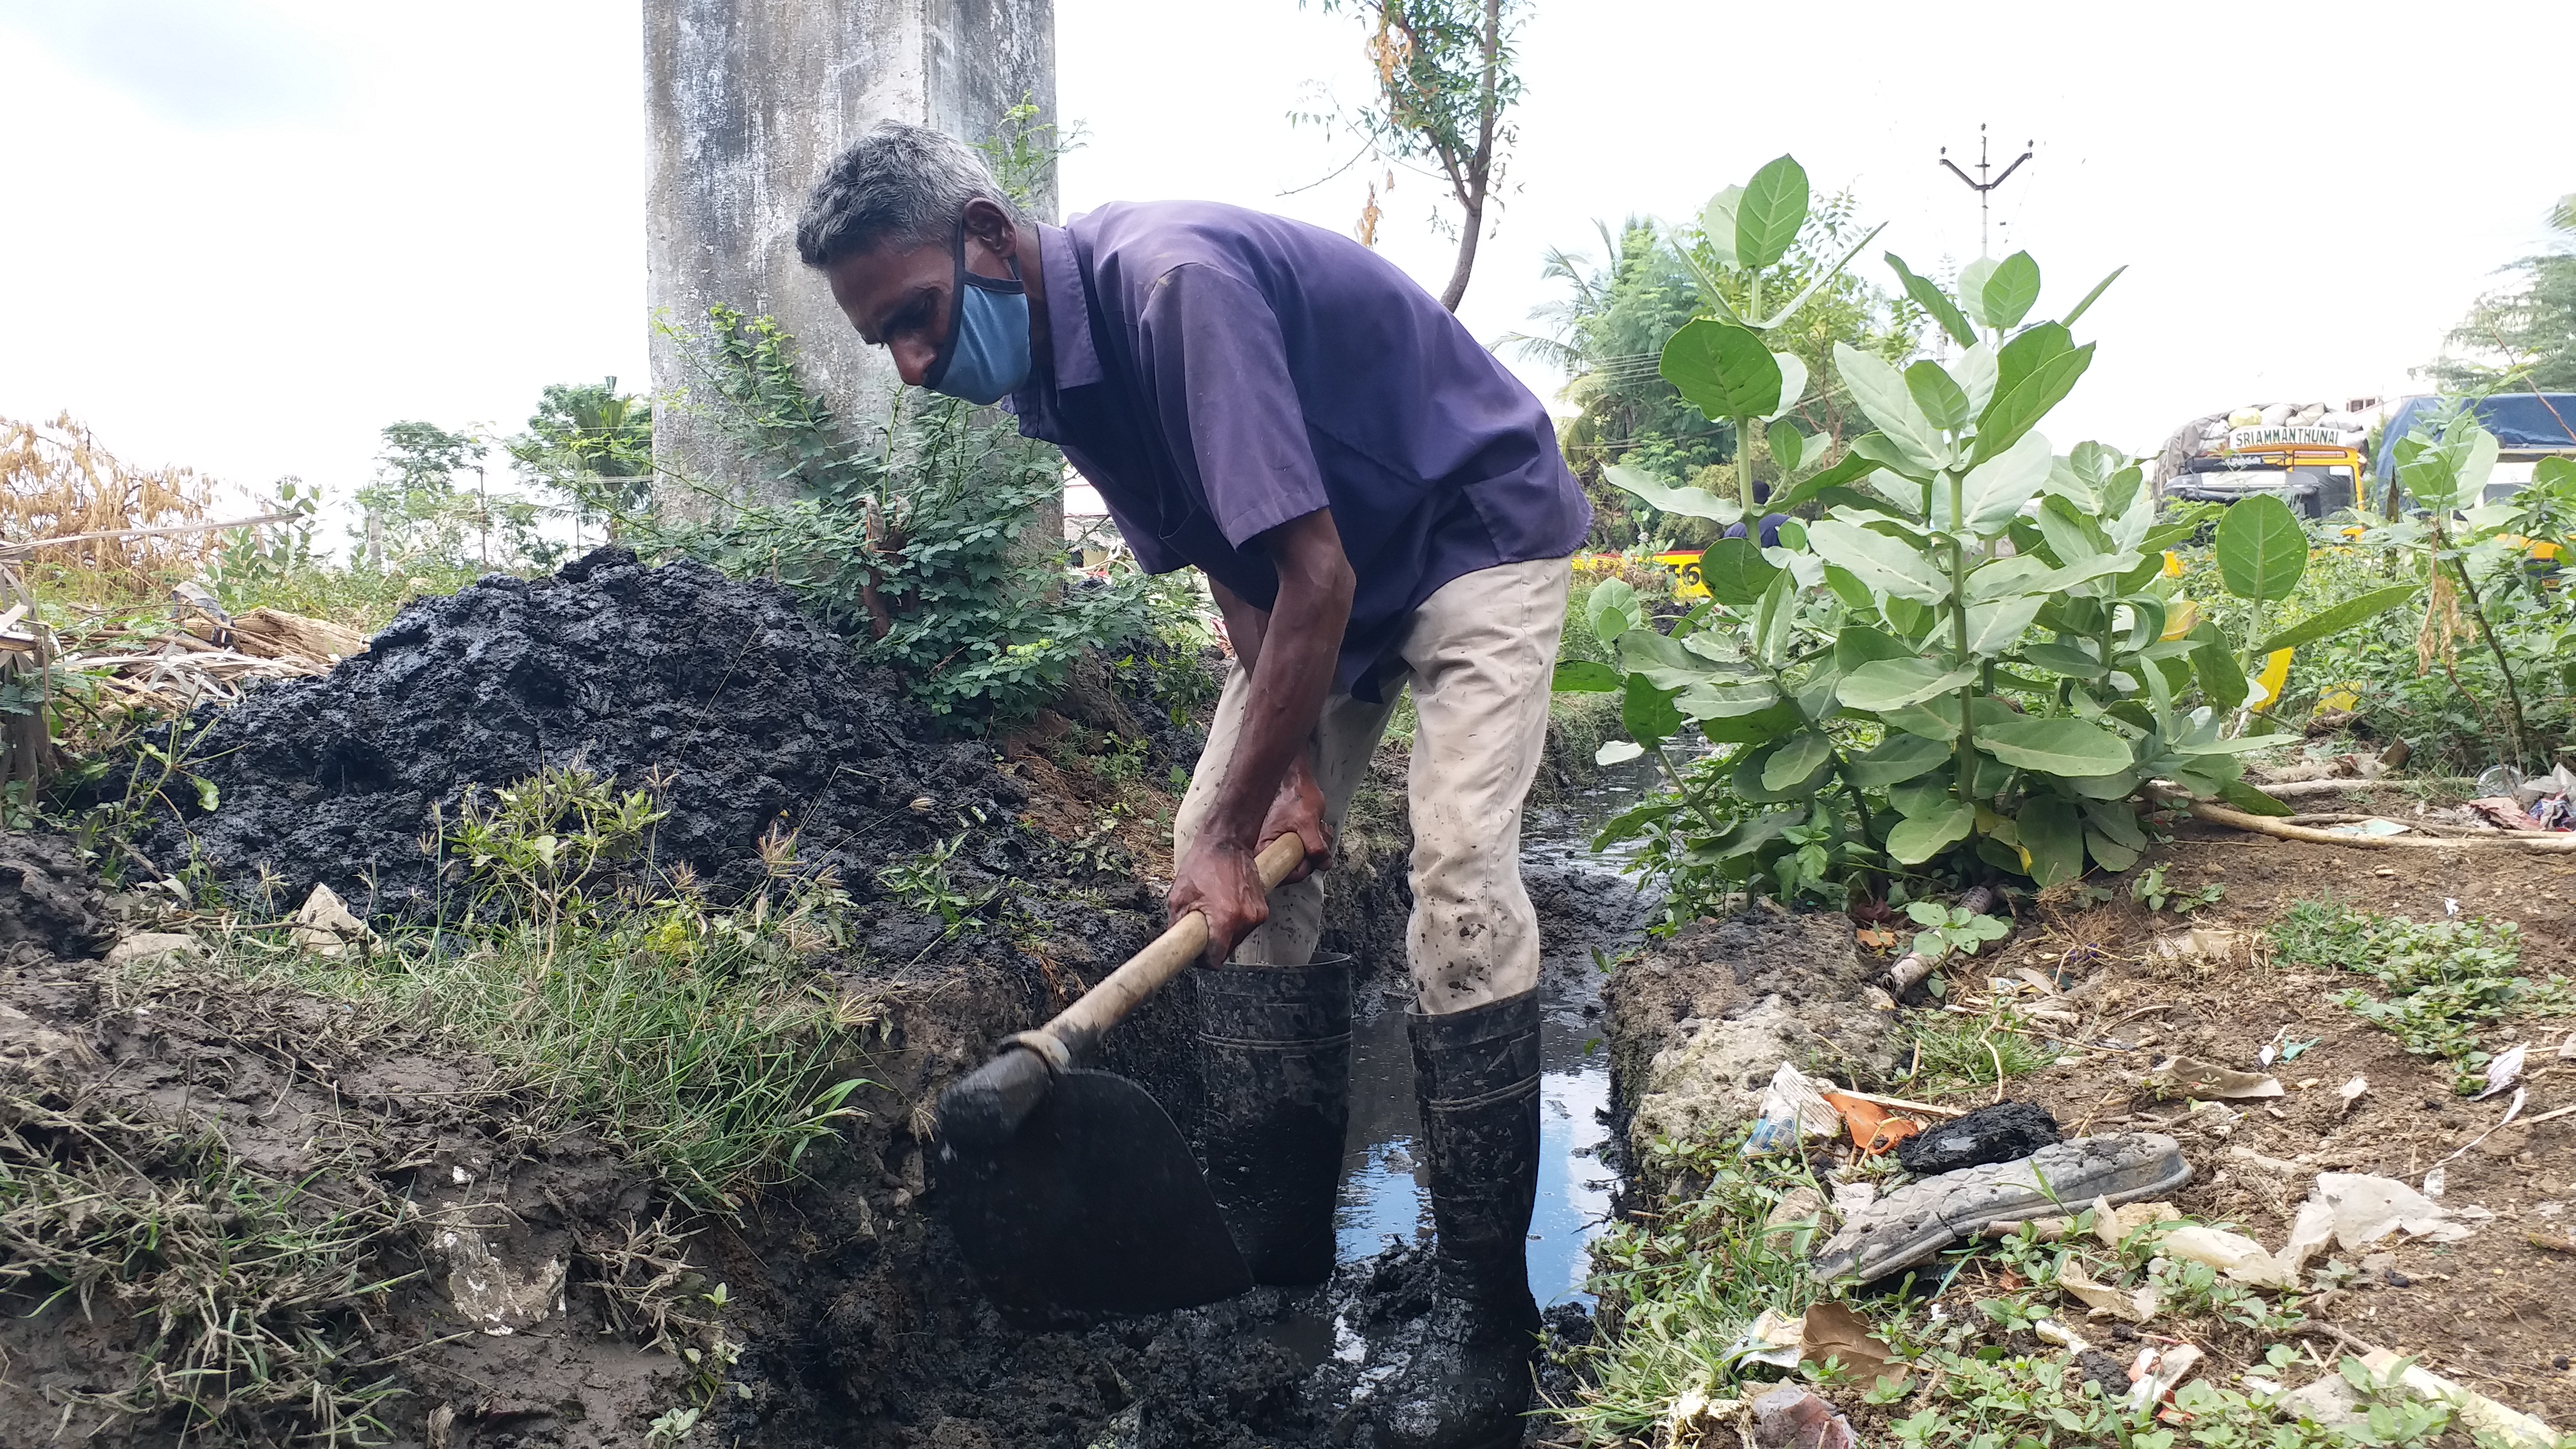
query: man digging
798 121 1588 1447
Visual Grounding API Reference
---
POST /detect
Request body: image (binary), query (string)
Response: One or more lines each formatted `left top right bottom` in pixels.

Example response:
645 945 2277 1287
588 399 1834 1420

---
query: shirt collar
1035 221 1102 390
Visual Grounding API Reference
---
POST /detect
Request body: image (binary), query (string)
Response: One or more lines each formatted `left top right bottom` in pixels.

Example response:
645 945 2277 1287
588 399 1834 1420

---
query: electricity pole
1939 124 2033 257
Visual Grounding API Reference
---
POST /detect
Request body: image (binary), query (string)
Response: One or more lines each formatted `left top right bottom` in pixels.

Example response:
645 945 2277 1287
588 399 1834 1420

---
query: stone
291 883 377 958
102 931 202 970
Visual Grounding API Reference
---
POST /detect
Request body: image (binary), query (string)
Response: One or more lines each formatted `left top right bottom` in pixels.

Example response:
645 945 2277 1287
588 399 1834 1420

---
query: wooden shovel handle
939 834 1308 1148
1041 832 1308 1045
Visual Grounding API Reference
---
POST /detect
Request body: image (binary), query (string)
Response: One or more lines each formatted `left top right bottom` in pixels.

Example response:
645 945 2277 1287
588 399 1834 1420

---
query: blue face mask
923 214 1031 405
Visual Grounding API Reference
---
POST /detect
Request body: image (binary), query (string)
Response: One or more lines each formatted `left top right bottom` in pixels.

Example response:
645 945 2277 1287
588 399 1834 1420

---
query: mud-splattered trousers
1172 556 1570 1016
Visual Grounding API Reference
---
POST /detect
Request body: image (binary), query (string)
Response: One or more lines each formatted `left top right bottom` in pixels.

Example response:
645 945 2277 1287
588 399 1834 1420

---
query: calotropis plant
1559 241 2309 894
1628 154 1887 517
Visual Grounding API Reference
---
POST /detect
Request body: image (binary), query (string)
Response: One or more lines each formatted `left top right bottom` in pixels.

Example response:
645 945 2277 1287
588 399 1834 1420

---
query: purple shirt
1009 201 1589 697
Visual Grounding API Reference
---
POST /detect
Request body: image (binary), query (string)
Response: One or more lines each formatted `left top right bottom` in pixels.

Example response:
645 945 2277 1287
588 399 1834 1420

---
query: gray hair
796 120 1019 267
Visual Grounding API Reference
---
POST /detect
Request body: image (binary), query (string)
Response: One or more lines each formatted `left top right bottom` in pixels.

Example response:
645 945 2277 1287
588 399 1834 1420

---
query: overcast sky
3 0 2569 514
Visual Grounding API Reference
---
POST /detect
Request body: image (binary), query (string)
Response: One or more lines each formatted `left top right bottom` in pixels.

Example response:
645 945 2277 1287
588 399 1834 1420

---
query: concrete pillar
643 0 1055 513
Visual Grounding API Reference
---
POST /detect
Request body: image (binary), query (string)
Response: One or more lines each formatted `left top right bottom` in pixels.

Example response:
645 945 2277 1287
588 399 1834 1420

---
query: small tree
508 379 654 539
356 421 542 570
1300 0 1528 311
2424 196 2576 393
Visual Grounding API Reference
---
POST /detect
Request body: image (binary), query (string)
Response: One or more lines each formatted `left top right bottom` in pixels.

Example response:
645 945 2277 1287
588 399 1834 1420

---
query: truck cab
2162 424 2365 519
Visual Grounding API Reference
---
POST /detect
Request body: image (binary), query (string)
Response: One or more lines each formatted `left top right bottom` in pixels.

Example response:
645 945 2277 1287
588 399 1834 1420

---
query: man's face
822 200 1022 388
824 239 953 388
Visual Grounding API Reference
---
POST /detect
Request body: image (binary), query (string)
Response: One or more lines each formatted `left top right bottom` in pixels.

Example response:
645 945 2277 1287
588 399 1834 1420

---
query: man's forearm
1201 514 1352 847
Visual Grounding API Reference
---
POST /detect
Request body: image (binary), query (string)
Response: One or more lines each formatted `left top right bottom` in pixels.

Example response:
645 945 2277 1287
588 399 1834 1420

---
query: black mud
116 547 1032 919
0 831 113 961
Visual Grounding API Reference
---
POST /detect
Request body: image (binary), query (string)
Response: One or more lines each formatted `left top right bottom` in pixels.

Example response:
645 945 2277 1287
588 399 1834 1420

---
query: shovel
931 833 1306 1316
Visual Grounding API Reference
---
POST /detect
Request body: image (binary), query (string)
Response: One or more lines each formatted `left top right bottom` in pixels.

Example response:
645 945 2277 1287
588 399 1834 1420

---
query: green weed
1898 1012 2052 1092
0 1090 411 1445
2271 898 2570 1088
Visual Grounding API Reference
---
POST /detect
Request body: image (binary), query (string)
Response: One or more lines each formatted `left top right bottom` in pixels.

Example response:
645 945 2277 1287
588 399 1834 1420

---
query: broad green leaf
2020 641 2102 676
1677 680 1783 719
1551 660 1621 693
1769 446 1880 513
1975 325 2094 463
1966 556 2052 603
1841 658 1980 711
1585 576 1639 642
2191 634 2248 709
1621 673 1683 751
2081 800 2146 850
1955 256 2001 328
1763 731 1837 792
1735 155 1809 272
2037 552 2143 594
1751 569 1797 667
1832 623 1914 672
1844 731 1953 788
1833 343 1949 473
1889 776 1952 819
1905 361 1972 432
1806 519 1950 603
1982 251 2042 330
1698 536 1779 605
2213 493 2305 602
1604 462 1744 526
1955 429 2054 533
1620 629 1721 691
2034 494 2110 564
1848 433 1935 489
1595 740 1644 766
1766 418 1807 475
1881 702 1959 741
1697 697 1804 744
1767 352 1810 422
1962 595 2045 656
2216 780 2295 817
1698 186 1744 268
1953 342 1999 419
2252 583 2420 655
1662 320 1784 422
1887 800 1976 864
2061 264 2126 326
1978 716 2133 775
2018 795 2083 887
1884 252 1978 350
2083 829 2141 872
1733 739 1821 802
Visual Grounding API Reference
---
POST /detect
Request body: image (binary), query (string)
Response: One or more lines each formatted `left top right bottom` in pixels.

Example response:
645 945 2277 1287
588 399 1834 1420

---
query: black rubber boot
1376 989 1542 1449
1193 954 1353 1286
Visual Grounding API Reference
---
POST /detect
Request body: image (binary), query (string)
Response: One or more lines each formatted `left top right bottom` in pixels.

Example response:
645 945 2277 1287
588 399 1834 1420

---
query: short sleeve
1134 263 1330 548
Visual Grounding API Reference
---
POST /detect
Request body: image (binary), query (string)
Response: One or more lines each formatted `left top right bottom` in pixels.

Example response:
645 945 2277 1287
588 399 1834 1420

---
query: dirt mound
0 831 113 960
120 547 1030 920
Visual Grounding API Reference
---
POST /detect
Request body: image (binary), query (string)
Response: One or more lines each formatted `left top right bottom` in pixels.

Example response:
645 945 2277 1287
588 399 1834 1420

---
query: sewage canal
1332 761 1661 1308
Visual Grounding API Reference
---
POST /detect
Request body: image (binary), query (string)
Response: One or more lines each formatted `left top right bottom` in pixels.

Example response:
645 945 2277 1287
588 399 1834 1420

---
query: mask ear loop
925 209 1026 392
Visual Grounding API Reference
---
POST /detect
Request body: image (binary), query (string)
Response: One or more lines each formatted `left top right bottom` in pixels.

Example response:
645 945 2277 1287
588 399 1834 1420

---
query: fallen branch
2181 797 2576 851
2251 776 2471 799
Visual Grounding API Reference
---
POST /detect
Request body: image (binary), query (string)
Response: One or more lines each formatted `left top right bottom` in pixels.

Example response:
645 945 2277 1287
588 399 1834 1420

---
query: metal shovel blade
934 1068 1252 1315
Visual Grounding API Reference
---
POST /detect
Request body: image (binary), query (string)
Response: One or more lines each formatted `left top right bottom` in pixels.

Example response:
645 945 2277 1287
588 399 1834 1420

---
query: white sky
3 0 2570 515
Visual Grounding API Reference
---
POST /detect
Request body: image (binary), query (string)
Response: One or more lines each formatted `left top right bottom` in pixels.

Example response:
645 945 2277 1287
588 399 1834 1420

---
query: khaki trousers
1172 557 1570 1015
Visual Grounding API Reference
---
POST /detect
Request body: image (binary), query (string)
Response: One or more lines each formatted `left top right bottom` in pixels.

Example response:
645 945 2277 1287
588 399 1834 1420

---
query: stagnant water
1332 760 1663 1308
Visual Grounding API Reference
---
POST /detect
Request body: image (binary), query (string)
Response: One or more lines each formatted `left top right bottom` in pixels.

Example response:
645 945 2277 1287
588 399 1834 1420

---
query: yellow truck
2153 402 2375 519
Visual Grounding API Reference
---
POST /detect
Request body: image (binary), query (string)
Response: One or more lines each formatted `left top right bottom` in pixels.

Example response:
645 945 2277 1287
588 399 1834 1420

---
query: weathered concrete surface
1602 911 1901 1171
644 0 1055 510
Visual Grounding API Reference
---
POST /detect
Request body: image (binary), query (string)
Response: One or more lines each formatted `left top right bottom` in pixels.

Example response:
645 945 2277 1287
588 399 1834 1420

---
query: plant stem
1948 472 1976 804
1652 742 1731 837
2444 539 2530 768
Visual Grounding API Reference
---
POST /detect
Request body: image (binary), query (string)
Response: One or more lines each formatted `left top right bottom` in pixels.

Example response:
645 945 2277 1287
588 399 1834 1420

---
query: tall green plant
1556 205 2361 897
1629 156 1888 516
